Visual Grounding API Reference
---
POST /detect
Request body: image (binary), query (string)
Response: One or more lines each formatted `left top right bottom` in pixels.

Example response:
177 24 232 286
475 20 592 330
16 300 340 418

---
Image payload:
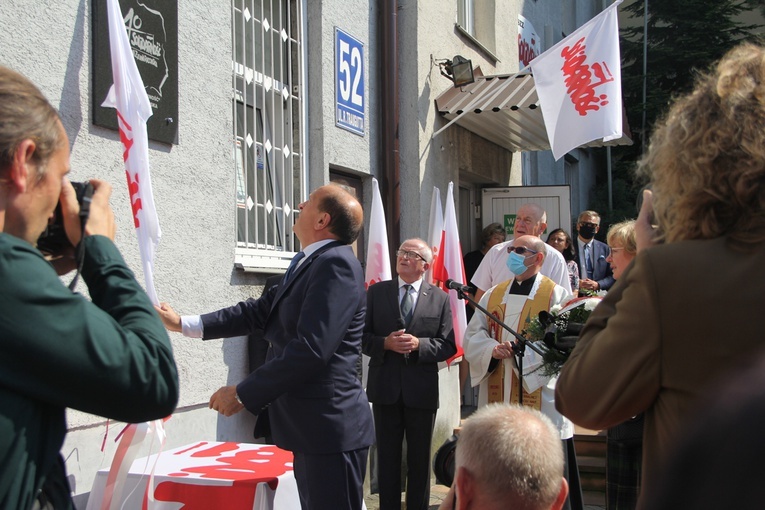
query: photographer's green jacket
0 234 179 510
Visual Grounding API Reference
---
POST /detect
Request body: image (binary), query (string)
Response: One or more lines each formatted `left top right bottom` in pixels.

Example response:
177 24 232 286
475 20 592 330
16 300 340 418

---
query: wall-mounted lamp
437 55 475 88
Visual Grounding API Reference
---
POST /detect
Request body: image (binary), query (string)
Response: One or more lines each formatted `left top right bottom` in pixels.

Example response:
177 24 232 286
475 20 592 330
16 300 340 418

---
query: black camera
36 181 94 256
433 434 458 487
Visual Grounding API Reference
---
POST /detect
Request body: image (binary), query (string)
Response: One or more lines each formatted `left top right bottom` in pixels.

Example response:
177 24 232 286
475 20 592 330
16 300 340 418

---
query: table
87 441 300 510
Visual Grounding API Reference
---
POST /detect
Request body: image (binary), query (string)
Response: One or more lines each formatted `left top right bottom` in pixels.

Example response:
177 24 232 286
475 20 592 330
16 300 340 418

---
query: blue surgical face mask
506 251 530 276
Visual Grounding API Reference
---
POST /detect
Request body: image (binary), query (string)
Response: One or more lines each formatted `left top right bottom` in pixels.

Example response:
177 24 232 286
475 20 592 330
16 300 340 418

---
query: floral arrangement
523 296 602 377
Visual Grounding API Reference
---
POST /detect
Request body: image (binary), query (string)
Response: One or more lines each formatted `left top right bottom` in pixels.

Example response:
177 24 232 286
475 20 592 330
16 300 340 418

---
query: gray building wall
2 0 263 499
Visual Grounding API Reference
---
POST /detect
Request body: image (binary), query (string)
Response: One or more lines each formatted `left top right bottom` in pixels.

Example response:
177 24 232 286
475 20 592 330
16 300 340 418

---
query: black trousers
292 447 368 510
373 398 437 510
563 437 585 510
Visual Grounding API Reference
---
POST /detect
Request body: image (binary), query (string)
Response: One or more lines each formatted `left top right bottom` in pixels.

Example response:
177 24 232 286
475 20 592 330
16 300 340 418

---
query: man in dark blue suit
363 238 456 510
575 210 614 294
156 184 375 510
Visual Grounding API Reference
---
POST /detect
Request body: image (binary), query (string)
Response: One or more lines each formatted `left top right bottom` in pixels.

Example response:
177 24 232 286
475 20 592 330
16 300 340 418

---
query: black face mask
579 225 597 240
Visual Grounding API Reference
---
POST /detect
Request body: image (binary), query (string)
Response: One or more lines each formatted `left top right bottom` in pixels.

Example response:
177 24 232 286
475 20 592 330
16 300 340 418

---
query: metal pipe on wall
380 0 401 255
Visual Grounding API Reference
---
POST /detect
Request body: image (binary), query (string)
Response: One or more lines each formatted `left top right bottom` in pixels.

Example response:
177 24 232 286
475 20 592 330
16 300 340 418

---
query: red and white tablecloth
86 441 299 510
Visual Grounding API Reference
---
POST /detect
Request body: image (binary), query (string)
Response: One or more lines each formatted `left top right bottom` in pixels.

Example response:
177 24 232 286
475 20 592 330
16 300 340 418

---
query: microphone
444 279 471 294
538 311 558 349
397 318 409 363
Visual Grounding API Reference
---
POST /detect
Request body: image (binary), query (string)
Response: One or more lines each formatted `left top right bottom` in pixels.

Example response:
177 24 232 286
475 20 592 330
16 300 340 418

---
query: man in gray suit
363 238 456 510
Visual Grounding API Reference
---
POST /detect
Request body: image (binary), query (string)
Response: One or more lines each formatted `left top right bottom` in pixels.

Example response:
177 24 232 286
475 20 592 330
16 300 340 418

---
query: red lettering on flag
518 34 539 67
115 111 134 162
126 170 143 227
560 37 614 116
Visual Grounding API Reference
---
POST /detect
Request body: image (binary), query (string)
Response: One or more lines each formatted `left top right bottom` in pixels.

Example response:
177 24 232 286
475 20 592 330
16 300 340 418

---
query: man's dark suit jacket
362 279 456 410
200 241 375 455
578 238 615 290
247 274 282 374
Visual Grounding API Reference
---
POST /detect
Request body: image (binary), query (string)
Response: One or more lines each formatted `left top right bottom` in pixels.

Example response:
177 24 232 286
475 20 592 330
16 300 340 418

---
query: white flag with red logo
102 0 162 304
529 0 623 160
425 187 443 285
431 183 466 363
365 178 391 289
362 178 390 388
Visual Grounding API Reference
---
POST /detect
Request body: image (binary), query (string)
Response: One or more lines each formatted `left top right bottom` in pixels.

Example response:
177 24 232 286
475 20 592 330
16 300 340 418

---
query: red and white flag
431 183 466 363
425 187 443 285
529 0 624 160
364 178 391 289
102 0 162 304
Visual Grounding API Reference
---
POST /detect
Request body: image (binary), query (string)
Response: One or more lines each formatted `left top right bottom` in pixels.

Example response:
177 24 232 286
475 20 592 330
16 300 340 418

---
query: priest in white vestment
464 235 582 510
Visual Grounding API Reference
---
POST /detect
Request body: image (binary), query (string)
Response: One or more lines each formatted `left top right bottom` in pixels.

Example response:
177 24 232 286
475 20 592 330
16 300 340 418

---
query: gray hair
456 404 563 510
401 238 433 264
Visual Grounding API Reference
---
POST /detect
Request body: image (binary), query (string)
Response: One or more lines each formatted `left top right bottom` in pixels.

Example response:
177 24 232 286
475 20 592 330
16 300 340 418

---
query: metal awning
434 72 632 153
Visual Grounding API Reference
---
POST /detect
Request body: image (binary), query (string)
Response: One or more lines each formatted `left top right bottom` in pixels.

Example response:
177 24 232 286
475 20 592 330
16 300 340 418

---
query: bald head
318 184 363 245
514 204 548 239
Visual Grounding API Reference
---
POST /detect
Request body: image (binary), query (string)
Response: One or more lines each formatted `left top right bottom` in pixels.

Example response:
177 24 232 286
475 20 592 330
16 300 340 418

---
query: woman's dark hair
546 228 576 262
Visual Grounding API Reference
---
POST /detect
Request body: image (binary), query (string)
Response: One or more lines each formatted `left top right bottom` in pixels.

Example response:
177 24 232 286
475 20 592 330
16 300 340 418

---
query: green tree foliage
593 0 762 227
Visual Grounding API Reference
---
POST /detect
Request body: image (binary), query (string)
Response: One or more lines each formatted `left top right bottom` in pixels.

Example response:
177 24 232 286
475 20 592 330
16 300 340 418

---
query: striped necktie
400 284 414 326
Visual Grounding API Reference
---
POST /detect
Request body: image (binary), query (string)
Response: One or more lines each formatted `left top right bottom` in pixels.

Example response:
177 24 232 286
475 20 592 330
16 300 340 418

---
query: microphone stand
453 285 542 406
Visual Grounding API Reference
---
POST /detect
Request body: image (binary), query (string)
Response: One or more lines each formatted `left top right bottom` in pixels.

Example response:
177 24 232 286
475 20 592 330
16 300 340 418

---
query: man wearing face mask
463 235 583 510
575 211 614 294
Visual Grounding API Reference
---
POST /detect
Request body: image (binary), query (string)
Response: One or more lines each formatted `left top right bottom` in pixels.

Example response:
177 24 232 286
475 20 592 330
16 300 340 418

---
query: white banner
529 0 624 160
362 178 390 388
364 178 391 288
425 186 443 285
102 0 162 303
518 14 542 67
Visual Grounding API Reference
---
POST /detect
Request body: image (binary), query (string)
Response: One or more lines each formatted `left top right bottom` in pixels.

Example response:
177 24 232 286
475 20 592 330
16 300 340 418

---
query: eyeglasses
507 246 538 256
396 249 426 262
579 222 599 229
609 247 625 253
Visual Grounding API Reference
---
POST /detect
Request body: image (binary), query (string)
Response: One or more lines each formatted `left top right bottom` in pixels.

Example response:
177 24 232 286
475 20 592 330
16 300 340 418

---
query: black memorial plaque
92 0 178 145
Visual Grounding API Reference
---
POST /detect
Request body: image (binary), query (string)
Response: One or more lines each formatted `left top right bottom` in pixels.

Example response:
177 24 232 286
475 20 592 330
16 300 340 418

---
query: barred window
232 0 305 270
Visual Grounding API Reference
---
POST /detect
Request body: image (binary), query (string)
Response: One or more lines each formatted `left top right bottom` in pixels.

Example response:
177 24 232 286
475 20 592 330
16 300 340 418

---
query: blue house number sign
335 28 365 136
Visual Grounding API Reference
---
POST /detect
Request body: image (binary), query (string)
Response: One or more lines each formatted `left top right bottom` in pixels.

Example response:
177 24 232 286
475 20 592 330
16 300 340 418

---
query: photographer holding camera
0 66 179 509
556 43 765 507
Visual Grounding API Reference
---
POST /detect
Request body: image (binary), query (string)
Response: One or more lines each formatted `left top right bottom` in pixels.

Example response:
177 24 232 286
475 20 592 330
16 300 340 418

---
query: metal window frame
231 0 306 271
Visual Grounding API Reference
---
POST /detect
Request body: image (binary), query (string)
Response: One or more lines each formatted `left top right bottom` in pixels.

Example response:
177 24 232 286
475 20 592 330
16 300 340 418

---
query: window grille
232 0 305 270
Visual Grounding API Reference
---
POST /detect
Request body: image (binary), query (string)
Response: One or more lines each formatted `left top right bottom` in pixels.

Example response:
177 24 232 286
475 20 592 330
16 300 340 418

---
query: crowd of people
5 40 765 510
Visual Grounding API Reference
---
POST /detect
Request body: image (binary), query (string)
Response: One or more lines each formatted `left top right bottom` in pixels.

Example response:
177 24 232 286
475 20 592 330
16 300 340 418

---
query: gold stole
486 276 556 410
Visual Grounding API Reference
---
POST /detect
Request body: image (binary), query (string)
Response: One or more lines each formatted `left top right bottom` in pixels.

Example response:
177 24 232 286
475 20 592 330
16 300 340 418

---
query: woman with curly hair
556 42 765 507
